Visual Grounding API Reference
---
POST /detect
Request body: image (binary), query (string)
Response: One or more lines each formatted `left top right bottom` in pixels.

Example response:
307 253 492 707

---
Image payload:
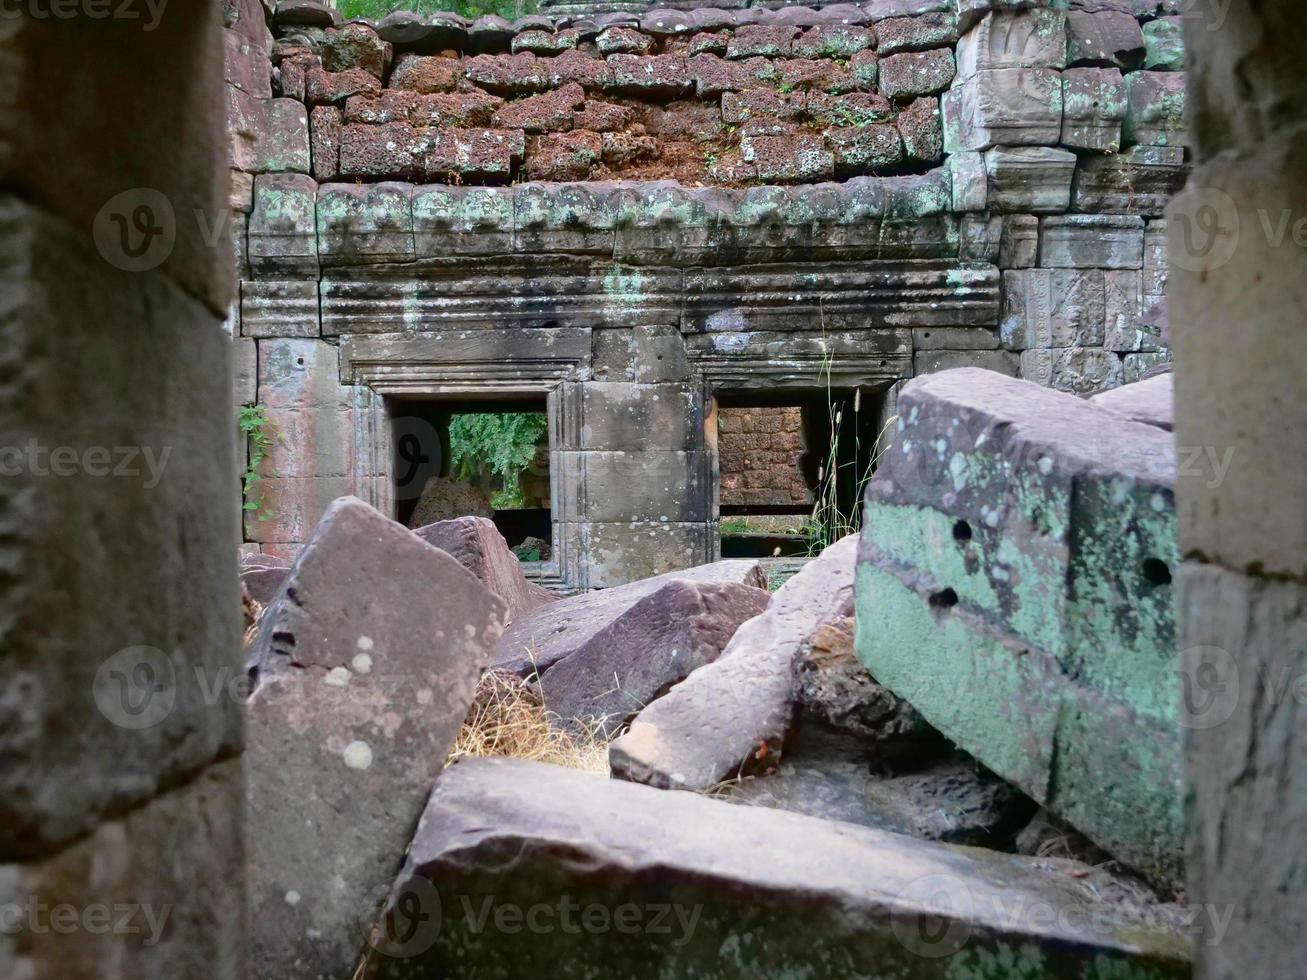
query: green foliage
239 404 276 522
338 0 537 22
448 412 548 510
512 542 542 562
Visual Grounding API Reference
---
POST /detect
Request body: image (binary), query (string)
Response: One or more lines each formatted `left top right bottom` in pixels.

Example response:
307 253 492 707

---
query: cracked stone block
947 149 987 210
241 280 320 338
388 52 464 93
463 52 551 95
1103 269 1155 352
855 368 1180 886
316 182 415 265
309 105 341 181
228 89 311 173
985 146 1076 212
878 47 956 98
321 22 391 78
793 24 875 58
1001 268 1106 349
248 172 319 276
1061 66 1126 151
875 11 958 55
1142 218 1168 300
741 132 835 183
956 0 1050 34
999 213 1039 267
490 81 585 132
1123 70 1187 147
826 124 904 176
363 757 1191 980
896 95 943 165
247 497 506 980
1073 144 1185 215
305 66 382 105
1065 9 1145 69
1143 16 1183 71
943 67 1063 149
726 24 799 59
1040 214 1145 269
1021 345 1123 393
956 9 1066 78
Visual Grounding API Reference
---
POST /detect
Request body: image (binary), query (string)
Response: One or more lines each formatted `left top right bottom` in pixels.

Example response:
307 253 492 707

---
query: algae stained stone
853 368 1182 888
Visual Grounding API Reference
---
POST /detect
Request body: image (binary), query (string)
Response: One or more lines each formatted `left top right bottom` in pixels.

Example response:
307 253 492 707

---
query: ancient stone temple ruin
228 0 1184 587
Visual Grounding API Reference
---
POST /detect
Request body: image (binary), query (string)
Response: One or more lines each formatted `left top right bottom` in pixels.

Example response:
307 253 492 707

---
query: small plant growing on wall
239 404 276 523
448 412 548 510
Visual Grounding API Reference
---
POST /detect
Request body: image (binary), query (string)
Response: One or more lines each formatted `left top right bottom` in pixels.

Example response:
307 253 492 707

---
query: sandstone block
985 145 1076 211
955 8 1066 78
1065 9 1145 69
414 516 557 625
240 279 320 337
1021 345 1124 393
1073 143 1186 215
1124 70 1187 147
1001 268 1106 349
1089 372 1173 429
1040 213 1145 268
1061 66 1126 151
248 172 319 276
878 47 956 98
316 182 415 265
943 67 1063 148
1142 16 1183 72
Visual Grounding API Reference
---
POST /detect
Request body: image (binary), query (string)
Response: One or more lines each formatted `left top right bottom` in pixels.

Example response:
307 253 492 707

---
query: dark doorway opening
714 387 885 559
387 395 551 560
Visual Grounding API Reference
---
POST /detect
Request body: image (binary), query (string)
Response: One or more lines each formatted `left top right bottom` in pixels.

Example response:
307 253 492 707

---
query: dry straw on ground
448 668 610 776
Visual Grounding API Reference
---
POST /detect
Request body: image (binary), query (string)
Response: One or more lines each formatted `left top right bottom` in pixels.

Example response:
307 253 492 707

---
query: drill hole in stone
1142 558 1172 587
952 519 973 544
929 587 959 610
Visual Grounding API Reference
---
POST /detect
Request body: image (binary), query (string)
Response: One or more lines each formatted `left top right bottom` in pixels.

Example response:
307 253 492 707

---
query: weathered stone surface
321 23 391 79
914 347 1018 375
943 67 1063 148
512 26 580 55
1001 268 1106 349
1124 69 1187 147
361 757 1192 980
875 11 957 55
306 65 382 105
826 124 903 175
388 53 464 93
523 130 602 180
247 497 507 980
726 24 799 60
415 516 557 624
316 181 414 264
1123 351 1170 383
610 536 857 790
491 82 586 132
597 25 653 55
793 23 875 59
248 172 319 276
855 368 1180 884
229 89 311 173
339 123 524 182
896 94 943 164
309 104 342 181
878 47 956 98
1142 16 1183 72
1102 268 1155 352
722 728 1033 846
947 149 987 210
1021 345 1124 393
740 132 835 183
1065 9 1145 69
1061 66 1126 151
1040 214 1145 269
240 279 319 337
1089 372 1173 430
999 212 1039 267
955 8 1066 77
607 53 694 97
1073 143 1186 215
913 325 999 349
534 579 769 736
985 145 1076 211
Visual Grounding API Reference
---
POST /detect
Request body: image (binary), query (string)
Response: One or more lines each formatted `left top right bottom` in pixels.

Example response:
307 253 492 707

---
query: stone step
358 757 1192 979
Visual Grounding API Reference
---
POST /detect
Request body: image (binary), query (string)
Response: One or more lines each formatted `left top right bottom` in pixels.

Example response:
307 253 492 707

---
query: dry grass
447 669 611 776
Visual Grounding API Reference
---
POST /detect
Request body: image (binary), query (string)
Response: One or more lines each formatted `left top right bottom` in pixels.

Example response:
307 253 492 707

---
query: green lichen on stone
945 943 1047 980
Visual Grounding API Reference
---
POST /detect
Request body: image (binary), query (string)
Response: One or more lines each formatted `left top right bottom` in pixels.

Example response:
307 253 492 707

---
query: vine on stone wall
448 412 548 510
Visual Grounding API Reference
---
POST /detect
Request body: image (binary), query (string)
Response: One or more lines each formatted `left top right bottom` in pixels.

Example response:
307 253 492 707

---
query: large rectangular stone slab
1040 214 1145 269
556 450 710 522
955 8 1067 78
985 146 1076 212
854 368 1182 887
358 757 1192 980
1000 267 1106 349
943 67 1064 149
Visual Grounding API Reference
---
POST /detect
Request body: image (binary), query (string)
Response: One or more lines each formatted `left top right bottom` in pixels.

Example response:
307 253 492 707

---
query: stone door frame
338 329 591 585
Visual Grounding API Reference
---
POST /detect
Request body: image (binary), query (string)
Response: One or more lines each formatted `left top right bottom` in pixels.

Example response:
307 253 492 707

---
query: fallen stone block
855 368 1182 887
609 536 857 791
1089 372 1174 430
495 559 769 684
358 757 1191 980
414 516 557 625
246 496 508 980
721 726 1032 846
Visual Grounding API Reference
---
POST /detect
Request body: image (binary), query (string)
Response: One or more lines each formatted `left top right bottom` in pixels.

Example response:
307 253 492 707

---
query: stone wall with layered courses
854 368 1181 887
227 0 1186 585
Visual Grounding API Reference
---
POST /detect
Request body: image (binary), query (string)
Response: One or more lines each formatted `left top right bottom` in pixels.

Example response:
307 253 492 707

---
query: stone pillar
1171 3 1307 976
0 6 244 979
